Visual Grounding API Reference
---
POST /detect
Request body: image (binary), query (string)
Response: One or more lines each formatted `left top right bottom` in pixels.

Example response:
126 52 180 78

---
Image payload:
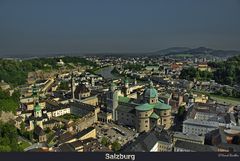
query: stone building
69 101 100 131
183 119 219 135
122 126 172 152
114 80 172 132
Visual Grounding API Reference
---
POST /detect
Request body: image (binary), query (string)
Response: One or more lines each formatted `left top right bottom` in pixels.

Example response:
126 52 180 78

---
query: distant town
0 51 240 152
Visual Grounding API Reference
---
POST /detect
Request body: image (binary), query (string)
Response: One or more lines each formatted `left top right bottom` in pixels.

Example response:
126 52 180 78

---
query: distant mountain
150 47 191 55
186 47 213 54
151 47 240 57
1 47 239 58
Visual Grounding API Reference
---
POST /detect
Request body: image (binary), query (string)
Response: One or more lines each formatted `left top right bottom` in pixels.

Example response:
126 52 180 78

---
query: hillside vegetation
0 57 97 86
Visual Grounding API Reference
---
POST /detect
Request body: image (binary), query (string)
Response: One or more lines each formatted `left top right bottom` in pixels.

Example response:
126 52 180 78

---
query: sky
0 0 240 56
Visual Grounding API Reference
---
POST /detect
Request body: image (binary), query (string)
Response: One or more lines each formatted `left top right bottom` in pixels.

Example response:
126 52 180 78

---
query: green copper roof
144 88 158 98
143 80 158 98
154 101 171 110
135 100 171 112
34 103 41 112
150 112 160 119
159 99 164 103
118 96 131 103
135 103 154 111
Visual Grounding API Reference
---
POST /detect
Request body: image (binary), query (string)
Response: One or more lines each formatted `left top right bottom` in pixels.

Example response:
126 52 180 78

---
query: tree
0 145 11 152
111 141 121 152
58 81 69 90
211 55 240 86
101 137 110 146
177 106 185 116
177 106 186 121
20 122 25 133
45 127 51 134
180 67 213 81
0 57 98 86
0 122 23 152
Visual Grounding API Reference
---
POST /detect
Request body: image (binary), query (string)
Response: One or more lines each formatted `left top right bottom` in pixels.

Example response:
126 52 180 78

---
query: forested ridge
180 55 240 86
0 57 96 86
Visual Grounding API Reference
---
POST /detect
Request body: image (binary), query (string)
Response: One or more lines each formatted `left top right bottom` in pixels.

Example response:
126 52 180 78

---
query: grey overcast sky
0 0 240 56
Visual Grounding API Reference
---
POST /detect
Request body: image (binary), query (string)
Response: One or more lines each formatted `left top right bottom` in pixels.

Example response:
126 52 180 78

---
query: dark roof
174 140 218 152
116 103 136 114
34 126 45 136
122 127 172 152
218 143 240 152
46 100 69 112
156 129 172 143
75 127 95 139
43 119 57 125
58 132 75 144
75 84 90 94
16 116 23 122
59 138 110 152
224 113 231 124
70 101 96 112
58 143 75 152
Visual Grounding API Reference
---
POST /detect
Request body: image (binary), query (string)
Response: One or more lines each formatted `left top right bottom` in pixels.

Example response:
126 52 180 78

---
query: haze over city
0 0 240 57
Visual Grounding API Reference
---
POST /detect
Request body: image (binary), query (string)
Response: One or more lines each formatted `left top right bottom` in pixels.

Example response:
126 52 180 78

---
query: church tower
123 77 130 96
124 78 129 88
71 71 76 100
108 82 119 121
32 84 39 104
91 77 95 87
134 78 137 85
143 80 158 104
32 84 43 128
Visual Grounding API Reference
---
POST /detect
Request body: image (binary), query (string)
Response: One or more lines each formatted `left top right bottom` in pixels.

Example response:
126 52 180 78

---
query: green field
192 90 240 106
19 141 31 150
209 94 240 106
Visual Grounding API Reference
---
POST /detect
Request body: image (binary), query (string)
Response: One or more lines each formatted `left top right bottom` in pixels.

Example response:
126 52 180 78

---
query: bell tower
71 71 76 100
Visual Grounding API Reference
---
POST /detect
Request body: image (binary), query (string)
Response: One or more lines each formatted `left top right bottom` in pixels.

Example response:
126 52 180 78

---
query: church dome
143 81 158 98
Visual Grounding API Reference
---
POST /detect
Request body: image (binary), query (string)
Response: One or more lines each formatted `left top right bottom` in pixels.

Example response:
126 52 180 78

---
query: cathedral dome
143 81 158 98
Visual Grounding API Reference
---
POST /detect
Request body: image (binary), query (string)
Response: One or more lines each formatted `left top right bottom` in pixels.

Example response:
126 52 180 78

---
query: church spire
149 80 153 88
71 71 76 100
32 84 39 105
